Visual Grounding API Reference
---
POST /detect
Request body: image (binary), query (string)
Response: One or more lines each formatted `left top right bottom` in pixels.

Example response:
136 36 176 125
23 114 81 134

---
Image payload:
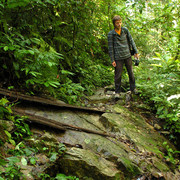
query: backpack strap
122 27 135 55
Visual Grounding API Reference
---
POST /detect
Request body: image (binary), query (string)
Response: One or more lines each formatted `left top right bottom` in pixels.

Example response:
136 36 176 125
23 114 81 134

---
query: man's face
114 20 122 30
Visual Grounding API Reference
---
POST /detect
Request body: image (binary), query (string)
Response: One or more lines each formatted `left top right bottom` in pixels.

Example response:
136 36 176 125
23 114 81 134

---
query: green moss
121 157 141 176
152 158 170 172
59 148 124 180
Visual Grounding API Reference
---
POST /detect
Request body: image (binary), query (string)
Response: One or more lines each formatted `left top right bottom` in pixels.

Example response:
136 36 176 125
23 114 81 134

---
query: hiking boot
126 91 132 102
115 93 120 99
131 88 138 95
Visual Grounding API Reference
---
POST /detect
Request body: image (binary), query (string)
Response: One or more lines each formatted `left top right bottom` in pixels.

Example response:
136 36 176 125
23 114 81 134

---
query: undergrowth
135 53 179 144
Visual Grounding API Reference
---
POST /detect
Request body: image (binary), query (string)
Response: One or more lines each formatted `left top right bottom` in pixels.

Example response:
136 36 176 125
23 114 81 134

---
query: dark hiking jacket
107 27 138 62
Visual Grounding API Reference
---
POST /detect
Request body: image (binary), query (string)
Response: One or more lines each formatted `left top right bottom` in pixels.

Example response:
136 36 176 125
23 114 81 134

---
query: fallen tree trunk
13 108 115 138
0 88 104 114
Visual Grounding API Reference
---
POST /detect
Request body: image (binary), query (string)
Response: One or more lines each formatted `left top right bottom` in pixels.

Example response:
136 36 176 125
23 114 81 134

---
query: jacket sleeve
107 32 115 63
126 28 138 54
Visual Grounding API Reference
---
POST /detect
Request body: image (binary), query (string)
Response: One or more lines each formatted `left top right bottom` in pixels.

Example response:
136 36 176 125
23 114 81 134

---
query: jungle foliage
0 0 113 103
0 0 179 141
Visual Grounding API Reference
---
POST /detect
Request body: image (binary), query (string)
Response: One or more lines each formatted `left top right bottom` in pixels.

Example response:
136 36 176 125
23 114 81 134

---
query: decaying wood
1 88 116 138
0 88 104 114
13 108 115 138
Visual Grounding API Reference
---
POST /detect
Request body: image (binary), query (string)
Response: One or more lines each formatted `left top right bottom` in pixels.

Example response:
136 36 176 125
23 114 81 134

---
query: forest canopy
0 0 179 142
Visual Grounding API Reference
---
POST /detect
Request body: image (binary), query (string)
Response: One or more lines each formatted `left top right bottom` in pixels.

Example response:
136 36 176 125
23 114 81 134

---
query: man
107 15 139 97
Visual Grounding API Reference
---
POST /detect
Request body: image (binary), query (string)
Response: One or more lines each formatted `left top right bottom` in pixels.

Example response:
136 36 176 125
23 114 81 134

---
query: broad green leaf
7 157 20 163
8 86 14 90
27 50 35 55
26 79 35 85
154 52 161 57
29 71 42 77
43 147 48 151
30 157 36 165
4 130 11 138
21 157 27 166
31 38 41 44
0 4 4 8
55 173 68 180
1 98 9 106
55 174 78 180
49 81 60 88
9 139 16 146
47 61 56 67
24 148 33 156
50 152 58 162
15 142 25 150
3 46 8 51
8 46 15 51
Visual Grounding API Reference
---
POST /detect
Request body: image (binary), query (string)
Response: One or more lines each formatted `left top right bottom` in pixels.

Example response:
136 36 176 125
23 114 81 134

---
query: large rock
14 102 179 179
58 147 123 180
100 105 168 154
87 88 112 103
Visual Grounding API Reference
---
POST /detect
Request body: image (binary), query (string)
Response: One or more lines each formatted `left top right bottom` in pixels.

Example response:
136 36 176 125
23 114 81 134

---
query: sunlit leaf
9 139 16 146
21 157 27 166
61 70 74 75
27 50 35 55
55 174 69 180
154 52 161 57
84 139 90 144
3 46 8 51
151 64 163 67
4 130 11 138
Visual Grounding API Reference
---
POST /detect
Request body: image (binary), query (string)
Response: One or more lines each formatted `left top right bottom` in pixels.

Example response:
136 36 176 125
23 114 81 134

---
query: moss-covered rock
58 147 124 180
15 100 179 179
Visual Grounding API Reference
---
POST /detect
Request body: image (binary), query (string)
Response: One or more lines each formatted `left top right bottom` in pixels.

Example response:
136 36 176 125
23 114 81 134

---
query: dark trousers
115 57 135 93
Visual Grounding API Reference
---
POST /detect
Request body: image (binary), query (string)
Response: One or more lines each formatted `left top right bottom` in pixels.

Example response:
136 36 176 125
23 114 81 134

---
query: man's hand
112 61 116 67
135 59 140 66
134 54 140 66
134 53 139 59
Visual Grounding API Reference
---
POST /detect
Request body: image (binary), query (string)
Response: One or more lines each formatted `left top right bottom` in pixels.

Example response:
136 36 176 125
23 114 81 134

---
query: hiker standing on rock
107 15 139 97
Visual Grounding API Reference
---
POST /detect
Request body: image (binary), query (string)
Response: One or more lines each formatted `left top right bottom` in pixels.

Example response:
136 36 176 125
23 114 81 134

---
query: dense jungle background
0 0 179 179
